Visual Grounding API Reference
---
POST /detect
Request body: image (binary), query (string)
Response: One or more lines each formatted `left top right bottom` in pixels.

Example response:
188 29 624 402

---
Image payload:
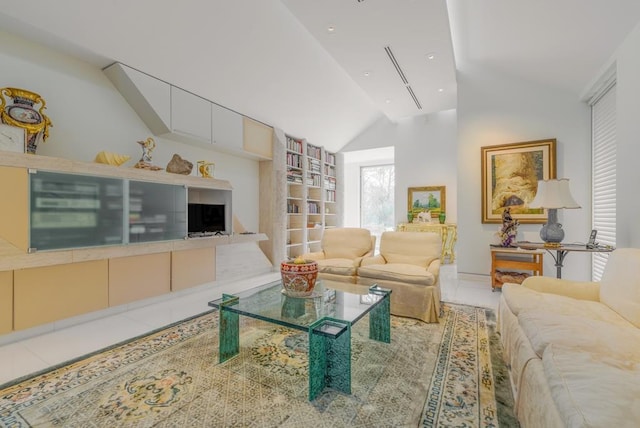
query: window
360 164 395 250
591 83 616 281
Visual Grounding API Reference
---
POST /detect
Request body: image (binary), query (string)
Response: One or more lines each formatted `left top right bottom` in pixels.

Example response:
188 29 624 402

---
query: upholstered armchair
300 228 376 283
357 231 442 322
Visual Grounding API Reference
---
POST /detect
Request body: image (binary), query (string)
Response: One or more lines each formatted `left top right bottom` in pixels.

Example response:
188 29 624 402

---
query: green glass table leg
219 294 239 363
369 285 391 343
308 318 351 401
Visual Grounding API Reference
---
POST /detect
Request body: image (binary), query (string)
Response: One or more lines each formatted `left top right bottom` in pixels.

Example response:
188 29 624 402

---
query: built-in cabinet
0 271 12 334
103 62 273 159
13 260 109 330
285 135 341 258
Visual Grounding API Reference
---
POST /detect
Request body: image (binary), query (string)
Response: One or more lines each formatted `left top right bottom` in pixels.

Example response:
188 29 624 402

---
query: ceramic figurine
134 137 162 170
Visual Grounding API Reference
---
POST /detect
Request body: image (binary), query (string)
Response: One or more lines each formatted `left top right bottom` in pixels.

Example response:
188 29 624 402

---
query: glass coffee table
208 279 391 400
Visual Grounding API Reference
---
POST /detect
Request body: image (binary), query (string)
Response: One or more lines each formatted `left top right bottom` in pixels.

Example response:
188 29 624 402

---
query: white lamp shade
529 178 581 209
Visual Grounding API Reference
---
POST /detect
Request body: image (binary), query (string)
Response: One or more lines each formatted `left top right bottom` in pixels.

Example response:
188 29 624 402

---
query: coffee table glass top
208 279 388 332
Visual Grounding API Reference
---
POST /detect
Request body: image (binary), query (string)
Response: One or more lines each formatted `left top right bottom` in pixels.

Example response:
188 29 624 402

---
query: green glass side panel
369 286 391 343
219 294 239 363
308 317 351 401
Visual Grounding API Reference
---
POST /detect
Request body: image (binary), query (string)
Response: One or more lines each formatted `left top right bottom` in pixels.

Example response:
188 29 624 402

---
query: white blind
591 84 616 281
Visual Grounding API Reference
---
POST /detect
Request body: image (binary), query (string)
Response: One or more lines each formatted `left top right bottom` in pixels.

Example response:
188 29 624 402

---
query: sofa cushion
357 263 436 286
502 284 630 326
518 311 640 359
379 231 441 267
543 344 640 428
599 248 640 328
316 258 357 276
321 228 372 260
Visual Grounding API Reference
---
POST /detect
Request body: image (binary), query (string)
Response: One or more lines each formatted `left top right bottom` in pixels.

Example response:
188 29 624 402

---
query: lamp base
540 209 564 244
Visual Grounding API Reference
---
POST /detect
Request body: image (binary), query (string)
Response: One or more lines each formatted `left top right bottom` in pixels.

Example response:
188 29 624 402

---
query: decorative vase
407 212 414 223
0 87 53 154
439 212 446 224
280 259 319 297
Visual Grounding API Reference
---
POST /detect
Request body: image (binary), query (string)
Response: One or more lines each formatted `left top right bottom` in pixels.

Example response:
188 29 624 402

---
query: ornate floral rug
0 303 516 427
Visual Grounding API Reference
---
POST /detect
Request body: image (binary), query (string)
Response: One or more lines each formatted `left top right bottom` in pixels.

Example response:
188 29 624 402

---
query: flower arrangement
497 207 519 247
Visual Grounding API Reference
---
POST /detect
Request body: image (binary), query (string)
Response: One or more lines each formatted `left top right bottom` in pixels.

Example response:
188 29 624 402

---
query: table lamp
529 178 580 246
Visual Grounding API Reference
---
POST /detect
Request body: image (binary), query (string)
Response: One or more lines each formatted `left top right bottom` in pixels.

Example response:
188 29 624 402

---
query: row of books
326 190 336 202
307 144 321 160
286 136 303 153
287 153 302 168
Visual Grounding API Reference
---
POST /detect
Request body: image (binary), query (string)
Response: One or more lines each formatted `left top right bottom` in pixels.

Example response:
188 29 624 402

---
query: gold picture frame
408 186 446 218
481 139 556 224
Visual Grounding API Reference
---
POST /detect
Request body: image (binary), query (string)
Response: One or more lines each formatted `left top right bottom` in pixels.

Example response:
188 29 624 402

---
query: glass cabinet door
30 171 124 251
128 181 187 243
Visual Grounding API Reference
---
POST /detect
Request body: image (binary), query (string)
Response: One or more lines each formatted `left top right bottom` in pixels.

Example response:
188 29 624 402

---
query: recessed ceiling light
363 71 371 77
327 26 335 33
385 99 392 104
438 88 444 92
426 53 436 60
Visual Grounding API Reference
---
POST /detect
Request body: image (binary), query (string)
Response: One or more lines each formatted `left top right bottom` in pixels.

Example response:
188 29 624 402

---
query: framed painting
481 139 556 223
408 186 445 218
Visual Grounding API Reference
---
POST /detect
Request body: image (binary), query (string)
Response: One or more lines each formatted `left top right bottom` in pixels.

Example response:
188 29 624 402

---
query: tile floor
0 265 500 386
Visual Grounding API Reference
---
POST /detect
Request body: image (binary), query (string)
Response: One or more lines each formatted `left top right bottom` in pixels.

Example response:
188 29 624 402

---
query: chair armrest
427 259 441 279
522 276 600 301
300 251 325 260
360 255 386 266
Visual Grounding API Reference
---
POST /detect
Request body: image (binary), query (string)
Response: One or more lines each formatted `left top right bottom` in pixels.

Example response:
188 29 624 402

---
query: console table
515 242 615 278
490 247 544 291
396 223 457 263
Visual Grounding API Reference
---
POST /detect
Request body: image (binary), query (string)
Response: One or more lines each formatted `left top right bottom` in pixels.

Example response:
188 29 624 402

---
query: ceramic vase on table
280 259 319 297
439 212 446 224
0 87 52 154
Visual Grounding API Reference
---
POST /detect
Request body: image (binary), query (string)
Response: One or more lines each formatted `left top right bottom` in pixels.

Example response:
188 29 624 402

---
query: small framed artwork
481 138 556 224
0 124 26 153
408 186 446 218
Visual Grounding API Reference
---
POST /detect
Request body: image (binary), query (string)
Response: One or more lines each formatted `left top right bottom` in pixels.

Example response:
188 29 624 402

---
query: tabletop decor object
134 137 162 170
280 256 318 297
166 153 193 175
0 87 52 154
197 160 215 178
94 151 130 166
528 178 580 246
497 207 519 246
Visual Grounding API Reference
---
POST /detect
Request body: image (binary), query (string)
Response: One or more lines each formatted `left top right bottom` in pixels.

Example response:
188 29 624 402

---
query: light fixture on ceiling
327 26 335 33
426 53 436 60
384 46 422 110
438 88 444 92
385 99 391 104
363 71 371 77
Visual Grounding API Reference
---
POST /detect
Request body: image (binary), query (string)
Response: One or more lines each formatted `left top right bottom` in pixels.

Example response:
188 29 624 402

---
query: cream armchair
357 231 442 322
301 228 376 283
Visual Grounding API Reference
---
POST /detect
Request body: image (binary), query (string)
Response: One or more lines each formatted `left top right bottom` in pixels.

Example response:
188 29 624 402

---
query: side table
490 246 544 291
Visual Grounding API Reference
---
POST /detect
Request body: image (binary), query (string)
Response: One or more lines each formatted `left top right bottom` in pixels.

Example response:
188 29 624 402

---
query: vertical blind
591 84 616 281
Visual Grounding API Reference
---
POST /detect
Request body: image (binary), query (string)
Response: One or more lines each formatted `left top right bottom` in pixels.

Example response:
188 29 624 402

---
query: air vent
384 46 422 110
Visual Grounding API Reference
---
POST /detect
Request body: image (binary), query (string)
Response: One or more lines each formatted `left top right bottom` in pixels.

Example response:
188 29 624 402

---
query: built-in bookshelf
283 135 341 259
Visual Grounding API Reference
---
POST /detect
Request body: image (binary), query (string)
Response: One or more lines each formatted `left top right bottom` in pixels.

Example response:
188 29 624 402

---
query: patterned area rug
0 303 516 427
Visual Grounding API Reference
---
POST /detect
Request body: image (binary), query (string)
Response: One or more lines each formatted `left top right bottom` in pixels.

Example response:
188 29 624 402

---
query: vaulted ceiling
1 1 639 152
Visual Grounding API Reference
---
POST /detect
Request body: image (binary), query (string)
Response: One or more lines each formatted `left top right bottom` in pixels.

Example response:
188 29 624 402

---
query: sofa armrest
360 255 386 266
522 276 600 301
300 251 326 260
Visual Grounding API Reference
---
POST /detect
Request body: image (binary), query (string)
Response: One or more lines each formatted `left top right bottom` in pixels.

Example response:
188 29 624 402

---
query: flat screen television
188 203 226 234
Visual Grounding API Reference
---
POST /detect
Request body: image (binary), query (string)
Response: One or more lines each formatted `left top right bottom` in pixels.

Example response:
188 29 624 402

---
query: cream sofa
357 231 442 322
301 227 375 283
498 248 640 427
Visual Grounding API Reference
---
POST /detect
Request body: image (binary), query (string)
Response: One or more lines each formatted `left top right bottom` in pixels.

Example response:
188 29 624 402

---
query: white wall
342 110 458 227
615 22 640 247
0 31 261 232
456 65 592 279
